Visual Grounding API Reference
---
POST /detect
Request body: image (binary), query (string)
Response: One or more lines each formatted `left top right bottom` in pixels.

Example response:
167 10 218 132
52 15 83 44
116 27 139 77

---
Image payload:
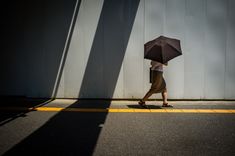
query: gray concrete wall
2 0 235 99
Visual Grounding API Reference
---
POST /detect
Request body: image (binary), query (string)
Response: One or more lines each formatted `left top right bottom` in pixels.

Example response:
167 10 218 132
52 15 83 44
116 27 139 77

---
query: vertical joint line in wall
122 2 125 98
163 0 166 35
143 0 145 96
203 0 208 99
143 0 145 43
224 0 229 99
102 1 105 97
202 0 206 99
203 0 207 99
183 0 186 98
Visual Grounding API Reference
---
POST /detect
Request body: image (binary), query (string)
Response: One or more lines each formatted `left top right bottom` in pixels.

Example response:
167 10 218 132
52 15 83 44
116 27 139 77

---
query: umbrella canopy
144 36 182 64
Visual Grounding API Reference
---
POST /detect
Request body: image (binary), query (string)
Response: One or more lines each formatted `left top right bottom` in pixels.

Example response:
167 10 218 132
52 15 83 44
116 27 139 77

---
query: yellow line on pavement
34 107 235 113
1 107 235 113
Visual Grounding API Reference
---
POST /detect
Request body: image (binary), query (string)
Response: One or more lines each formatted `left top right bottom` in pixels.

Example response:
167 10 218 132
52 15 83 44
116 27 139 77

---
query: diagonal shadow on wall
78 0 140 99
2 0 140 155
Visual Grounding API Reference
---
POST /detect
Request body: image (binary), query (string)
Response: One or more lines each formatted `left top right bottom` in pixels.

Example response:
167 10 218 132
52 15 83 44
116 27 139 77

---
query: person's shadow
127 104 162 109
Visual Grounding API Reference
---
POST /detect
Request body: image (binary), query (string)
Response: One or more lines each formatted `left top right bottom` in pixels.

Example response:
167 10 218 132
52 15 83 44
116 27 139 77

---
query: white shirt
151 61 163 72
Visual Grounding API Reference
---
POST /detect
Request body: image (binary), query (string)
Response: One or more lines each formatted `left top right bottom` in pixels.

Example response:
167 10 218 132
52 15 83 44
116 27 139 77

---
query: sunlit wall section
121 0 144 98
55 0 235 99
184 0 206 99
57 0 104 97
163 0 185 99
204 0 227 99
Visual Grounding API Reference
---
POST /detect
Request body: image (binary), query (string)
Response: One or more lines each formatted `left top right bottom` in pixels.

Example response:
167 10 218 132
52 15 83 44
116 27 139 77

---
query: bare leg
139 90 154 108
161 88 168 104
161 88 173 107
142 90 154 102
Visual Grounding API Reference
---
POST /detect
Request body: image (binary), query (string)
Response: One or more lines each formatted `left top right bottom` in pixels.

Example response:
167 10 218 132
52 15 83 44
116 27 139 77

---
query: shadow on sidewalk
2 100 111 155
0 97 52 126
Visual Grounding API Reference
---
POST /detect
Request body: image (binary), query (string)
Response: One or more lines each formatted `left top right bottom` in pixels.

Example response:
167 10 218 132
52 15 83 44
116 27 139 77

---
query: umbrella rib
165 42 181 53
160 45 164 63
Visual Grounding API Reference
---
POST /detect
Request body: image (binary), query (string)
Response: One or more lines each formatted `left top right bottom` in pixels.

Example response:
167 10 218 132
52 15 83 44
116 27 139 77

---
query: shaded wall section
1 0 78 97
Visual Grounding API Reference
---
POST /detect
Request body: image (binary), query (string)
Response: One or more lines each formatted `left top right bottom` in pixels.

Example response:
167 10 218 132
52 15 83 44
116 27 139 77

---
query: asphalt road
0 99 235 156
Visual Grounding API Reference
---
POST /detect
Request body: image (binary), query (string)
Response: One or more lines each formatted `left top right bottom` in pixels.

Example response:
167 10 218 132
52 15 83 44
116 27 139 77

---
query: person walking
138 61 172 108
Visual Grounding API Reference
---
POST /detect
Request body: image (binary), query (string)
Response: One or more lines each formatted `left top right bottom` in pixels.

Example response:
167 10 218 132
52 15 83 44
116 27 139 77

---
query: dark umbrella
144 35 182 64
